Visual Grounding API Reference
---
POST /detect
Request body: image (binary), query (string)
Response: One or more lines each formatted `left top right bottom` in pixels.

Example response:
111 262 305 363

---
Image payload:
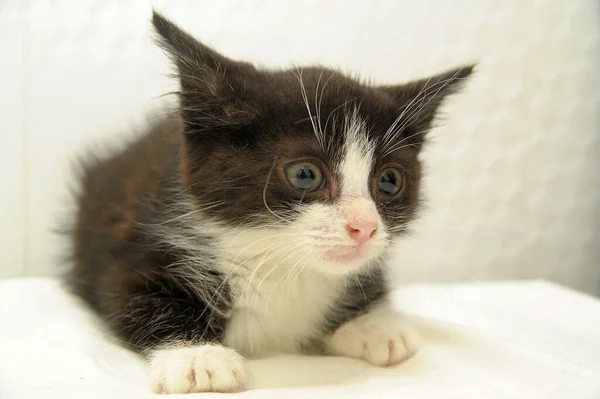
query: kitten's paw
325 308 420 366
147 344 247 394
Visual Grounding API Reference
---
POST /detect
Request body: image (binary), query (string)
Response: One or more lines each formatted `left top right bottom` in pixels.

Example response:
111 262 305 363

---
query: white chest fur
223 261 344 357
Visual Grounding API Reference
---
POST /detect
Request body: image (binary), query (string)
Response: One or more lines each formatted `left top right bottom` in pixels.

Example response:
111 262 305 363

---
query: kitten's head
153 12 473 275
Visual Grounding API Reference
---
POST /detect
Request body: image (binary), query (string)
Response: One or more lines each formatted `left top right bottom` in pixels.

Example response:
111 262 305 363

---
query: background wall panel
1 0 599 295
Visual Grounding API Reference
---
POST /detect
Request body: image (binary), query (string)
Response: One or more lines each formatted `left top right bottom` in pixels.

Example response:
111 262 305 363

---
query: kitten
66 11 472 394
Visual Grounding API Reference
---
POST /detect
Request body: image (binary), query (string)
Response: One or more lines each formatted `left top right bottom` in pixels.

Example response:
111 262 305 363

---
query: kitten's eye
378 167 403 196
285 162 325 192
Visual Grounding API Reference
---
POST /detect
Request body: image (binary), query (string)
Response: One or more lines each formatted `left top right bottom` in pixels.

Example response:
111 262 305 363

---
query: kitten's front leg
324 305 420 366
148 344 246 394
104 280 247 394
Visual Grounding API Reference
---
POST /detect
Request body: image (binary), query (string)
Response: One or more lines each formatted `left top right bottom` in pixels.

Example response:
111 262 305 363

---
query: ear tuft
380 64 475 148
394 65 475 100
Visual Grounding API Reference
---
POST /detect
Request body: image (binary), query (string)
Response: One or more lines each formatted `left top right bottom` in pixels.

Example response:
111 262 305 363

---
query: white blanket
1 278 599 399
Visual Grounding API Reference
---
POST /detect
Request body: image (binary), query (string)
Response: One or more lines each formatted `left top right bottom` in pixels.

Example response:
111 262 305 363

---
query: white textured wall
1 0 599 295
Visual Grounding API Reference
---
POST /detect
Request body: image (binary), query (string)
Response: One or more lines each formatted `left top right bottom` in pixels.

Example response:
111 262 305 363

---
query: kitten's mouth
325 247 366 264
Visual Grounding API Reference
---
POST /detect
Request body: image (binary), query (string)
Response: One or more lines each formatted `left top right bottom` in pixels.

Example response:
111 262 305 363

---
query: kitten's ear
152 11 257 131
381 65 474 146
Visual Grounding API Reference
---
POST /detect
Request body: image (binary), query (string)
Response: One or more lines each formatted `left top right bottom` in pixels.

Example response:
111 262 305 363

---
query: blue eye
285 162 325 192
378 167 403 195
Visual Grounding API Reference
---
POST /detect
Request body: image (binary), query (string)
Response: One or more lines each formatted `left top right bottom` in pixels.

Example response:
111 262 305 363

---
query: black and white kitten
67 12 472 394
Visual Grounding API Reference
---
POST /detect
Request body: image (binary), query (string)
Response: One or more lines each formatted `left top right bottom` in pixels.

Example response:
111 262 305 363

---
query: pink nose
346 220 378 245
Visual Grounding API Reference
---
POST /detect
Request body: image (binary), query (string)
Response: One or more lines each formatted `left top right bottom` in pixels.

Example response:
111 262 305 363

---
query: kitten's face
153 13 472 275
254 108 415 274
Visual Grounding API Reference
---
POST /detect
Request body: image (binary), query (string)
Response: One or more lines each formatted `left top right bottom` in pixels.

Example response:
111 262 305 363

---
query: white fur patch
339 110 375 198
223 260 344 356
324 305 420 366
218 224 345 355
148 344 247 394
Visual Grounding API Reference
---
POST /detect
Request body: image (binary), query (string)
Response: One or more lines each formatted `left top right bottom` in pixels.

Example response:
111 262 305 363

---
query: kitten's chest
223 267 342 356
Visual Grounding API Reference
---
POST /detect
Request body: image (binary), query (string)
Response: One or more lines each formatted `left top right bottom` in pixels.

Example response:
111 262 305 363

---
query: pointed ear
152 11 258 132
380 65 474 146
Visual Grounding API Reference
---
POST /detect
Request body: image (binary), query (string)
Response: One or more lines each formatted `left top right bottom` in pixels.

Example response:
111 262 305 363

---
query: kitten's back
67 116 182 310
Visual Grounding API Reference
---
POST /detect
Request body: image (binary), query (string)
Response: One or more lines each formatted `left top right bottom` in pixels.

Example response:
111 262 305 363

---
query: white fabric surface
1 278 599 399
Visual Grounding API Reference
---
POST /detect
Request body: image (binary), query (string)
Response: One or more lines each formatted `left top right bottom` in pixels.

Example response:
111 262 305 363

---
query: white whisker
295 68 324 150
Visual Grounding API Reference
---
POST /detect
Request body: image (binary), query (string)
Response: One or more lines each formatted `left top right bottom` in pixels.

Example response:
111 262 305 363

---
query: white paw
325 308 420 366
147 344 247 394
